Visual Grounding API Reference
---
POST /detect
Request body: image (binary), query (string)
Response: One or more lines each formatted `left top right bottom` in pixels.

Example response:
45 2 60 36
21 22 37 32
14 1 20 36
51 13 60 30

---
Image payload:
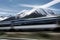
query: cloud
0 12 8 14
48 8 60 11
20 0 60 8
41 0 60 8
0 8 18 12
0 8 13 12
19 4 39 8
0 8 18 16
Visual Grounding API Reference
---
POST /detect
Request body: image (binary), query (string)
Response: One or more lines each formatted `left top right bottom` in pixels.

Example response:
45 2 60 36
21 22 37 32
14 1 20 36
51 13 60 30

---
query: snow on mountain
0 16 9 21
0 8 56 21
17 8 55 18
17 10 29 18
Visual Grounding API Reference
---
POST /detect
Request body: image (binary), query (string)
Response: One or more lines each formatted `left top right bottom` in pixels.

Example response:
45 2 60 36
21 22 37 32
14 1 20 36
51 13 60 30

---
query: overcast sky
0 0 60 16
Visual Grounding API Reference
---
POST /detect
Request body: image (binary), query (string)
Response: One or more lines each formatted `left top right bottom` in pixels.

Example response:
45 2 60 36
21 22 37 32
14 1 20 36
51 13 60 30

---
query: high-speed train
0 8 60 31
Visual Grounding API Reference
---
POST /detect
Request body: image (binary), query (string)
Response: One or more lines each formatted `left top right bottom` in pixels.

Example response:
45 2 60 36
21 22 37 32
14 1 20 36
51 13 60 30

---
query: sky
0 0 60 16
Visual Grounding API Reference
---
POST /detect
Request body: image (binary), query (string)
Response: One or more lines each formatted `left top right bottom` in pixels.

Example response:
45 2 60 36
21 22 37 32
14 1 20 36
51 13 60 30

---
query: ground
0 32 60 40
